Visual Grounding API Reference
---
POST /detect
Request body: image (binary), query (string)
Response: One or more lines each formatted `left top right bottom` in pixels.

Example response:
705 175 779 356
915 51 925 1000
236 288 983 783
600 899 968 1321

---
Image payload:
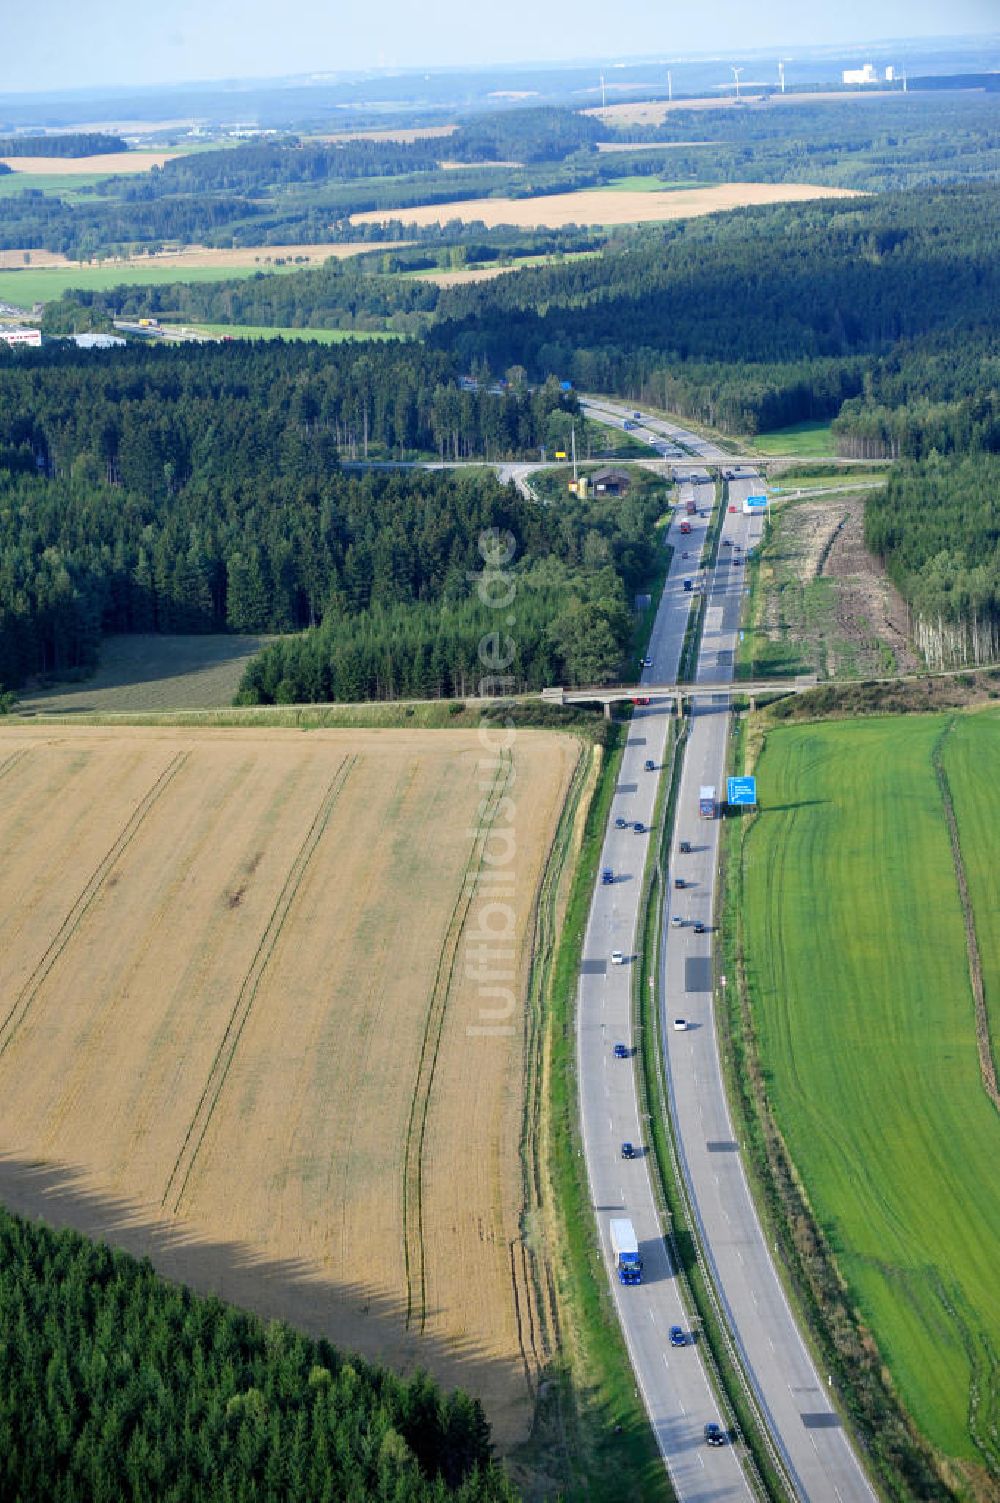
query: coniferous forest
0 340 656 693
0 1207 513 1503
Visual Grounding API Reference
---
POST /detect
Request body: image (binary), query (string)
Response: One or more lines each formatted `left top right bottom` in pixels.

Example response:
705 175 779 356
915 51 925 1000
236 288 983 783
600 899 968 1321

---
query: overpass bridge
541 674 818 715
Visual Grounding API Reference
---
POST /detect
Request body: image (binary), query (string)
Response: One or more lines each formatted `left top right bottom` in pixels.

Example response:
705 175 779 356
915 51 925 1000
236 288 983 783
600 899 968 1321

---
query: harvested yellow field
0 723 579 1444
353 180 860 230
0 151 180 174
138 241 409 268
0 248 73 269
0 242 408 273
415 265 518 286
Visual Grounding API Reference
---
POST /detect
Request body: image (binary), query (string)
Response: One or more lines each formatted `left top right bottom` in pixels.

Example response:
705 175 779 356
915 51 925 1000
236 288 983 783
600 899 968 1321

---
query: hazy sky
2 0 997 94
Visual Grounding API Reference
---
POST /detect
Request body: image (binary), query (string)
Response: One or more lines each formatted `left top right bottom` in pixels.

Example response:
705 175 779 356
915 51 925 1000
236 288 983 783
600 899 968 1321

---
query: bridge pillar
749 696 757 713
604 700 613 721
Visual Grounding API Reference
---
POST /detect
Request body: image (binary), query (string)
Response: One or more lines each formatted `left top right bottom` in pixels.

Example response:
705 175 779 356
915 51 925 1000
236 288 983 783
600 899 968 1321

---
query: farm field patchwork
0 723 580 1445
351 181 860 230
742 713 1000 1478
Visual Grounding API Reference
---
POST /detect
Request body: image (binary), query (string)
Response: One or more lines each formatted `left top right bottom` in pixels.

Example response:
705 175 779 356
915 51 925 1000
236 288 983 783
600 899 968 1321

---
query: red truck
685 499 697 514
679 519 691 535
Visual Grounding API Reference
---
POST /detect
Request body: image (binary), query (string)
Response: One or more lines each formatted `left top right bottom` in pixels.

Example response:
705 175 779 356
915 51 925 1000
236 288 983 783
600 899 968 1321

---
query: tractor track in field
0 748 27 786
0 751 189 1061
933 721 1000 1115
402 748 513 1333
162 754 356 1214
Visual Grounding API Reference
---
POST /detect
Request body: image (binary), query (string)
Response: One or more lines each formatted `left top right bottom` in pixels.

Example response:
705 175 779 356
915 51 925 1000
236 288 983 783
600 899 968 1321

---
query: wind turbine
777 61 785 94
731 66 744 101
600 72 607 115
667 69 673 101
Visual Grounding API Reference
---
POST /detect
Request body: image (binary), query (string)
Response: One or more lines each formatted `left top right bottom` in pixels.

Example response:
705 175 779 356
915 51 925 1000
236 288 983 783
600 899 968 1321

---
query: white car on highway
610 950 624 966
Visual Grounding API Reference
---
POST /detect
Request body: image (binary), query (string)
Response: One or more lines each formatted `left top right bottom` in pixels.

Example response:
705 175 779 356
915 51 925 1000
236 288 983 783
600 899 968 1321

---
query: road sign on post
727 775 757 807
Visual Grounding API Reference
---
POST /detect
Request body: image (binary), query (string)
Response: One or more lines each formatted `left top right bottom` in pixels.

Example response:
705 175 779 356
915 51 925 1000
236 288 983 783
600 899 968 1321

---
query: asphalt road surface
577 398 876 1502
577 461 755 1500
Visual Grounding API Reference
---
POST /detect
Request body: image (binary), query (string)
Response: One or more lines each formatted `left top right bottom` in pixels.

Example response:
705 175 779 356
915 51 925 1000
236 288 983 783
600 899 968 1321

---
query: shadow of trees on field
0 1153 530 1448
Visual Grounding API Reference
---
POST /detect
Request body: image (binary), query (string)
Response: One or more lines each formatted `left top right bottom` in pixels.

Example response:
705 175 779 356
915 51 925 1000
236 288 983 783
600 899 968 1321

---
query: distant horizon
3 0 998 98
5 30 999 102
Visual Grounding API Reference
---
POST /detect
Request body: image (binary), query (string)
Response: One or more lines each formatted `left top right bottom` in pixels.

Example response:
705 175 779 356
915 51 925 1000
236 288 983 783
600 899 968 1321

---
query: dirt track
0 723 578 1445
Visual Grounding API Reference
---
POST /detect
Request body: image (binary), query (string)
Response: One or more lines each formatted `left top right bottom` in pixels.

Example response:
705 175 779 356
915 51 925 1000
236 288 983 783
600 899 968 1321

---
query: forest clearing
0 722 579 1446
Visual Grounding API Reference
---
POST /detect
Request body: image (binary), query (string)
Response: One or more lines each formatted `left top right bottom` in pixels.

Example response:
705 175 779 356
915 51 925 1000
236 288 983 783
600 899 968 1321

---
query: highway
577 463 755 1500
576 397 876 1502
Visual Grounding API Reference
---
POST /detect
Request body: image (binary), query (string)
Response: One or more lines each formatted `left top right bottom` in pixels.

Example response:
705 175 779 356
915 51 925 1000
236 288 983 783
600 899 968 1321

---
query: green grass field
752 420 836 456
19 634 272 714
593 175 692 192
0 262 298 307
743 713 1000 1474
0 172 118 200
181 322 400 343
942 714 1000 1072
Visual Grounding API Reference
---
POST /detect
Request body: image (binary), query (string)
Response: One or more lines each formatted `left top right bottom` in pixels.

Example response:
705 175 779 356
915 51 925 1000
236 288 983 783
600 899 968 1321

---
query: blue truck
610 1218 642 1284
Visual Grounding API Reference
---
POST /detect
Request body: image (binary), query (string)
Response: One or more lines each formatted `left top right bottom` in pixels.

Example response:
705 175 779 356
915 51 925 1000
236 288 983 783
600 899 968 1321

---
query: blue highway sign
727 775 757 807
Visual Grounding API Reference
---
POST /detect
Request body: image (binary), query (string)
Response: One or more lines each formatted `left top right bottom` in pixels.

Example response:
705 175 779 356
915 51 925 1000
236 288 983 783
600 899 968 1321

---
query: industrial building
72 332 126 349
842 62 895 84
0 326 42 348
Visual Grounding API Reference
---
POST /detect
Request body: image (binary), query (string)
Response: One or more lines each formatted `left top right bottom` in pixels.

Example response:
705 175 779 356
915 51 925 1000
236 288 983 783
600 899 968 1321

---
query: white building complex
0 326 42 348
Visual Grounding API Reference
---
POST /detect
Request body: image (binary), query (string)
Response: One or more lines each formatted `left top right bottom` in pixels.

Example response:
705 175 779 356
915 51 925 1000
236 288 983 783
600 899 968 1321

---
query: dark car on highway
613 1043 629 1059
694 921 706 934
669 1325 686 1347
704 1423 726 1448
621 1141 636 1159
615 817 628 829
679 840 692 854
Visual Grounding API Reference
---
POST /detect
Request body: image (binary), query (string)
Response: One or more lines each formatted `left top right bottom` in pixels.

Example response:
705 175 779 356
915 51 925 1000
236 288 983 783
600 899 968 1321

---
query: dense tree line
0 1206 515 1502
238 478 663 704
43 256 441 336
448 107 604 164
604 94 1000 192
865 454 1000 666
109 136 447 198
0 131 127 157
432 184 1000 441
0 342 577 686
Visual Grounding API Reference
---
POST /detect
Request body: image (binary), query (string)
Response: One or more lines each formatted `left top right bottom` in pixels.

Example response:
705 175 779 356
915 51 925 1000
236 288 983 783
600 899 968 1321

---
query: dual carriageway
574 400 875 1503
